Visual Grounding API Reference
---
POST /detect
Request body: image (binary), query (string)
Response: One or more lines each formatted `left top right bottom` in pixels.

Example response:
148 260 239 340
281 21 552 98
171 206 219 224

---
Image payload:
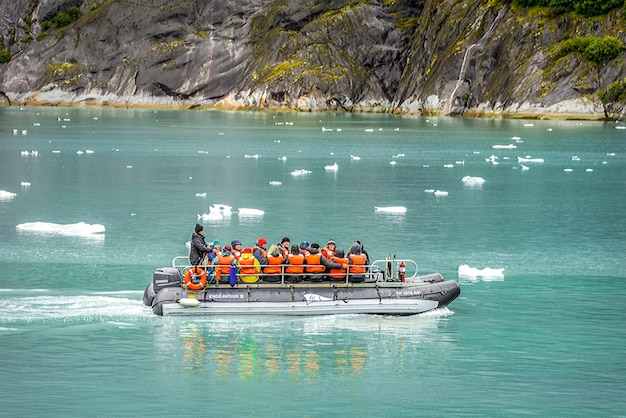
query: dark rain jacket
190 232 212 265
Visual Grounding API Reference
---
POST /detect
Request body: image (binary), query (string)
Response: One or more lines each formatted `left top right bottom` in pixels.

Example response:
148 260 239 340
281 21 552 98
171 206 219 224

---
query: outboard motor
153 267 183 291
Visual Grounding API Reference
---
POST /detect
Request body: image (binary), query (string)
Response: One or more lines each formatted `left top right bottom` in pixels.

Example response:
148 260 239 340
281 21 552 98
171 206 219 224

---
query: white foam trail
458 264 504 281
0 190 17 200
461 176 485 187
324 162 338 171
238 208 264 217
15 222 105 236
374 206 407 214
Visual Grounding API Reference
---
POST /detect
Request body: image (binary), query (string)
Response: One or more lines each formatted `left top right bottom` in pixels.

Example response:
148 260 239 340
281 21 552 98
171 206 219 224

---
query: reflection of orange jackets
264 254 284 275
349 254 367 275
305 253 325 273
215 254 235 276
238 254 261 283
286 253 305 274
329 257 349 279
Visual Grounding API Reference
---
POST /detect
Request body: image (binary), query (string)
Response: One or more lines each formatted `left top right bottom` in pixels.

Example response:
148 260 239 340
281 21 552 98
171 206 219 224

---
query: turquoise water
1 107 625 416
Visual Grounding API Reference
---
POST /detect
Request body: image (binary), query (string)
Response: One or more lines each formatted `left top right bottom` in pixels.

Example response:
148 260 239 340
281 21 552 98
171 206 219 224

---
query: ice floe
324 162 338 171
492 144 517 149
374 206 407 214
244 154 260 159
350 155 361 160
434 190 448 197
195 192 207 197
0 190 17 200
458 264 504 281
198 204 233 222
461 176 485 187
15 222 105 236
238 208 264 217
517 156 544 163
290 169 312 176
268 181 282 186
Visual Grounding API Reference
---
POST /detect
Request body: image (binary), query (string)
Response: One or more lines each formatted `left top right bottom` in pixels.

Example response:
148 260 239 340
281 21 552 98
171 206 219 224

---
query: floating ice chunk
52 150 61 154
0 190 17 200
22 130 28 135
607 153 616 156
585 168 593 172
350 155 361 160
394 127 400 131
244 154 260 159
455 160 465 165
290 169 312 176
85 150 94 154
443 164 454 168
615 126 625 130
523 123 534 127
76 150 84 155
510 136 521 140
424 189 435 193
375 206 407 214
564 168 573 172
520 165 530 171
210 204 232 215
485 155 498 163
389 161 397 165
434 190 448 196
12 129 18 135
268 181 282 186
517 156 544 163
20 182 31 187
15 221 105 236
571 156 580 161
364 128 374 132
324 162 338 171
492 144 517 149
238 208 264 217
321 127 333 132
126 165 133 169
336 128 342 132
195 193 207 197
458 264 504 281
278 156 287 161
461 176 485 187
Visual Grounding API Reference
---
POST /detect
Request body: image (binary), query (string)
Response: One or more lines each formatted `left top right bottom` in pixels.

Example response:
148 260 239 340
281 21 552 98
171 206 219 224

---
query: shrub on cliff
513 0 623 16
558 36 624 65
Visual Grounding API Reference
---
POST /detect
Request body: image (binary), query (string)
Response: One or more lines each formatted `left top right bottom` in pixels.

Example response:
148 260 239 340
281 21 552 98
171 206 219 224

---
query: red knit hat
243 247 253 254
257 237 267 245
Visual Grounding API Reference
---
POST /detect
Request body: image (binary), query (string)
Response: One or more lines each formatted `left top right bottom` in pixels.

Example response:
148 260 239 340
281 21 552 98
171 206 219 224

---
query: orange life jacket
264 254 283 275
232 249 242 260
238 256 259 276
286 253 305 274
349 254 368 275
253 246 267 262
329 256 348 280
305 253 325 273
215 254 235 275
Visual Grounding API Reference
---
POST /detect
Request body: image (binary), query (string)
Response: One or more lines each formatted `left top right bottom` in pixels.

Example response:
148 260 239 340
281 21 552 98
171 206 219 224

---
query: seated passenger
304 243 347 282
299 241 310 256
212 248 236 284
231 240 243 260
208 239 222 263
277 237 291 257
285 244 306 283
322 239 336 258
238 247 261 283
263 245 285 283
329 249 349 281
348 245 368 283
253 237 268 265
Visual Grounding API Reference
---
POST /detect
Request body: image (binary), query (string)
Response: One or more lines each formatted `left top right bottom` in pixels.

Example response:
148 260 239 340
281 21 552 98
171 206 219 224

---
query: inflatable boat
142 257 460 316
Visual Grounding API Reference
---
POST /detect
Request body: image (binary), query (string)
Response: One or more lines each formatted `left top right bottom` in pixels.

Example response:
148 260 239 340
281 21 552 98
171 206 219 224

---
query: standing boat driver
190 223 212 266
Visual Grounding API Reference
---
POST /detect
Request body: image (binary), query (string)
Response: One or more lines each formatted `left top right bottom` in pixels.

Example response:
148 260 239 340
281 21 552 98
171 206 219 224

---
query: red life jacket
305 253 325 273
349 254 367 275
264 254 283 275
322 248 335 258
286 253 305 274
329 257 348 280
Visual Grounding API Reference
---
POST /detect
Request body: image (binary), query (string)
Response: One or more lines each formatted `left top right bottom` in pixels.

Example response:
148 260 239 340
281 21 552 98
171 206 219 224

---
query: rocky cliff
1 0 625 119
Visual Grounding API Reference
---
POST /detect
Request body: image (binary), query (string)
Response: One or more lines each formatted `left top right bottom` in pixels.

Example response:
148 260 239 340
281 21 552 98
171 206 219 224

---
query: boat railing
171 256 419 286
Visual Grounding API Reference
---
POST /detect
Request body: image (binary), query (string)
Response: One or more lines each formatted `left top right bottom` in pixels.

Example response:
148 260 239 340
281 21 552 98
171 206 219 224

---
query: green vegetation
600 79 626 103
557 36 624 65
513 0 623 16
53 6 82 28
0 49 11 63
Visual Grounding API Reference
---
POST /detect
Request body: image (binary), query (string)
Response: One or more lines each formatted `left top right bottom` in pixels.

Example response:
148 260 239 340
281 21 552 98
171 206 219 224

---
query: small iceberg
461 176 485 187
244 154 260 159
0 190 17 200
374 206 407 214
15 221 105 237
350 155 361 160
238 208 264 217
443 164 454 168
290 169 312 176
198 204 232 222
458 264 504 281
324 162 338 171
195 192 207 197
434 190 448 197
517 156 544 163
389 161 397 165
268 181 282 186
278 156 287 161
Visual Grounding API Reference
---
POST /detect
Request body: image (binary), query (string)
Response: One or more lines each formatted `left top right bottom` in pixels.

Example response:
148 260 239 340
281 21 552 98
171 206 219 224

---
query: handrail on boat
171 256 419 285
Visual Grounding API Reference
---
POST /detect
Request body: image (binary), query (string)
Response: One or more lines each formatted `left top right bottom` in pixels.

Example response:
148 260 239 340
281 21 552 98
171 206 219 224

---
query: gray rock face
0 0 624 119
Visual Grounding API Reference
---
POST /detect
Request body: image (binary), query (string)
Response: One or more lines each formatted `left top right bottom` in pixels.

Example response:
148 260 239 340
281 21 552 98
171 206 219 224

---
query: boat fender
183 267 207 291
178 297 200 307
229 266 237 287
